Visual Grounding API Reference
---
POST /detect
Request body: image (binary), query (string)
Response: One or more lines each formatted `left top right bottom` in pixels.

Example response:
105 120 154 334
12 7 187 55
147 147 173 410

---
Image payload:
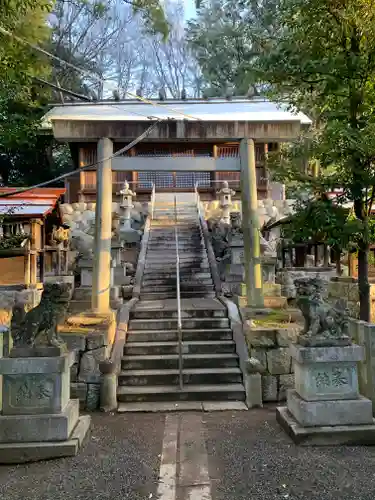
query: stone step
148 237 202 243
150 230 201 235
121 353 240 370
129 317 229 331
127 328 233 342
141 279 213 287
140 287 215 296
146 250 207 262
147 243 205 250
142 273 212 283
131 307 226 320
144 263 210 271
117 384 246 403
124 340 236 356
140 291 216 300
118 367 242 386
117 401 248 412
68 298 122 313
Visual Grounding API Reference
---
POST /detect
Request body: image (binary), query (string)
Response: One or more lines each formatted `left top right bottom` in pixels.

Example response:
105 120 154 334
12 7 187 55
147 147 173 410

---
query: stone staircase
117 194 246 410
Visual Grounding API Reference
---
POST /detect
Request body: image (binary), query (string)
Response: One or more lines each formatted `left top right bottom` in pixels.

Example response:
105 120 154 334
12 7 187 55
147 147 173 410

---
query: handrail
194 183 222 296
174 195 183 391
150 182 155 220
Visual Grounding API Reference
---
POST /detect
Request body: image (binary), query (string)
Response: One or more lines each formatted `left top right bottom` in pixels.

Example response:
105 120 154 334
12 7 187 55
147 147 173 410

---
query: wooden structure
43 97 309 203
0 188 68 288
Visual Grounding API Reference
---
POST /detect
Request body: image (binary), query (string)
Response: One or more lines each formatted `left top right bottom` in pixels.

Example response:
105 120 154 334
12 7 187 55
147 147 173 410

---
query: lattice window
175 172 194 188
113 171 132 191
82 171 96 189
138 172 174 189
216 172 240 188
194 172 211 187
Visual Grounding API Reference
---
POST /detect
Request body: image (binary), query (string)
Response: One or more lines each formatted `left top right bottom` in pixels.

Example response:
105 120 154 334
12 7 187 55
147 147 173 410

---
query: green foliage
129 0 169 41
0 234 29 250
187 0 278 94
283 195 364 251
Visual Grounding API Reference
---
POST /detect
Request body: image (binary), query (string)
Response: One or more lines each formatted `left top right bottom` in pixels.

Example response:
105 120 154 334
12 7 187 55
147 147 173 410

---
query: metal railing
150 183 156 220
174 194 183 390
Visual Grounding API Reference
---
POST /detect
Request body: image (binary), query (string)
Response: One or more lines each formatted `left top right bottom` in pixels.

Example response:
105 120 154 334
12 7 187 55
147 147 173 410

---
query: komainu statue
294 277 350 347
11 283 72 349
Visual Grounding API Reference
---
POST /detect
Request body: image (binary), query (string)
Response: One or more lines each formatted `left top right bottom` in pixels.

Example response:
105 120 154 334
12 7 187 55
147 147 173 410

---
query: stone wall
58 312 116 411
328 277 375 321
279 267 337 300
202 198 295 228
244 321 301 402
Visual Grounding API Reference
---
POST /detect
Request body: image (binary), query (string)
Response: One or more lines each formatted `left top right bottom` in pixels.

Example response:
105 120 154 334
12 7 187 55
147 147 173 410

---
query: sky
183 0 197 20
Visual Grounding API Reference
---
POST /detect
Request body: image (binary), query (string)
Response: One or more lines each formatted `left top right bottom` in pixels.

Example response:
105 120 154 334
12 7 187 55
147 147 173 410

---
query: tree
187 0 277 95
0 0 53 184
254 0 375 321
149 0 203 98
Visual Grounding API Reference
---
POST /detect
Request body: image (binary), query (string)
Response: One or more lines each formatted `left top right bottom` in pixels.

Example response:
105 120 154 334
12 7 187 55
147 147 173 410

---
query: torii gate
93 137 262 312
45 99 311 314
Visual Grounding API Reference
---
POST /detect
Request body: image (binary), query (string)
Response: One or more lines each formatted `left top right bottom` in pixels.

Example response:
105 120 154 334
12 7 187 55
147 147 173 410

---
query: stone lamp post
217 181 235 225
117 181 141 243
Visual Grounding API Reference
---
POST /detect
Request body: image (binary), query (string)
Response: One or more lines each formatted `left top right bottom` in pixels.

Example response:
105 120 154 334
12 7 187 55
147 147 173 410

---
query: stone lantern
119 181 135 231
217 181 235 225
117 181 141 243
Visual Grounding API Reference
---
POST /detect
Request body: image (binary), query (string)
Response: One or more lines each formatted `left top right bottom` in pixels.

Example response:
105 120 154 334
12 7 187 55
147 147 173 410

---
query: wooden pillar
240 138 264 308
264 143 269 197
92 138 113 313
212 145 218 189
29 219 42 286
78 147 85 203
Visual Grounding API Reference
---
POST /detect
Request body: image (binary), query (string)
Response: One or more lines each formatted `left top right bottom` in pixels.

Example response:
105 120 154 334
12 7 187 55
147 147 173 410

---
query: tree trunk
358 244 370 322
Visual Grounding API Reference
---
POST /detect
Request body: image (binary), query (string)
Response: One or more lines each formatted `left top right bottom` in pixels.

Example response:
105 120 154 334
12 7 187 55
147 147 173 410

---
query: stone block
0 399 79 443
328 280 359 302
59 333 86 352
263 283 281 297
70 382 87 403
287 389 373 427
79 346 111 383
0 415 91 464
278 374 295 402
86 383 100 410
81 269 93 287
86 332 108 350
245 324 277 347
276 327 300 347
262 375 278 402
0 354 74 416
291 345 363 401
264 296 287 309
266 348 292 375
70 364 78 382
250 348 267 369
276 406 375 446
245 373 263 408
73 287 92 301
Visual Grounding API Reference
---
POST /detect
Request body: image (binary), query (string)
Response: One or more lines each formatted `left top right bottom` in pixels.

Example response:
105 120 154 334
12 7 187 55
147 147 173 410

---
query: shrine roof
0 188 66 218
42 98 312 127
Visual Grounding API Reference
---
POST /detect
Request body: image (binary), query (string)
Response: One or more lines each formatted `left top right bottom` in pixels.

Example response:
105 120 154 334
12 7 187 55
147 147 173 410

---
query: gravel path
205 405 375 500
0 413 165 500
2 407 375 500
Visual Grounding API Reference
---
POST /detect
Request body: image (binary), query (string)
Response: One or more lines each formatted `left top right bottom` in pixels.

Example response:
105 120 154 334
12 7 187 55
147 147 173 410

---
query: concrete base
0 399 79 443
0 415 91 463
276 406 375 446
287 389 373 427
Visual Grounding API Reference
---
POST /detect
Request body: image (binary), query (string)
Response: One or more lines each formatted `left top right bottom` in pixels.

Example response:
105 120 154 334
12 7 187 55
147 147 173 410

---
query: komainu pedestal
0 349 90 463
277 277 375 445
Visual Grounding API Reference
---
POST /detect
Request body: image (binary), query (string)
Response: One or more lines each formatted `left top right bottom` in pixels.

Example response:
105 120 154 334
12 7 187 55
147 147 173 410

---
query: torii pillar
240 138 264 308
92 137 113 313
